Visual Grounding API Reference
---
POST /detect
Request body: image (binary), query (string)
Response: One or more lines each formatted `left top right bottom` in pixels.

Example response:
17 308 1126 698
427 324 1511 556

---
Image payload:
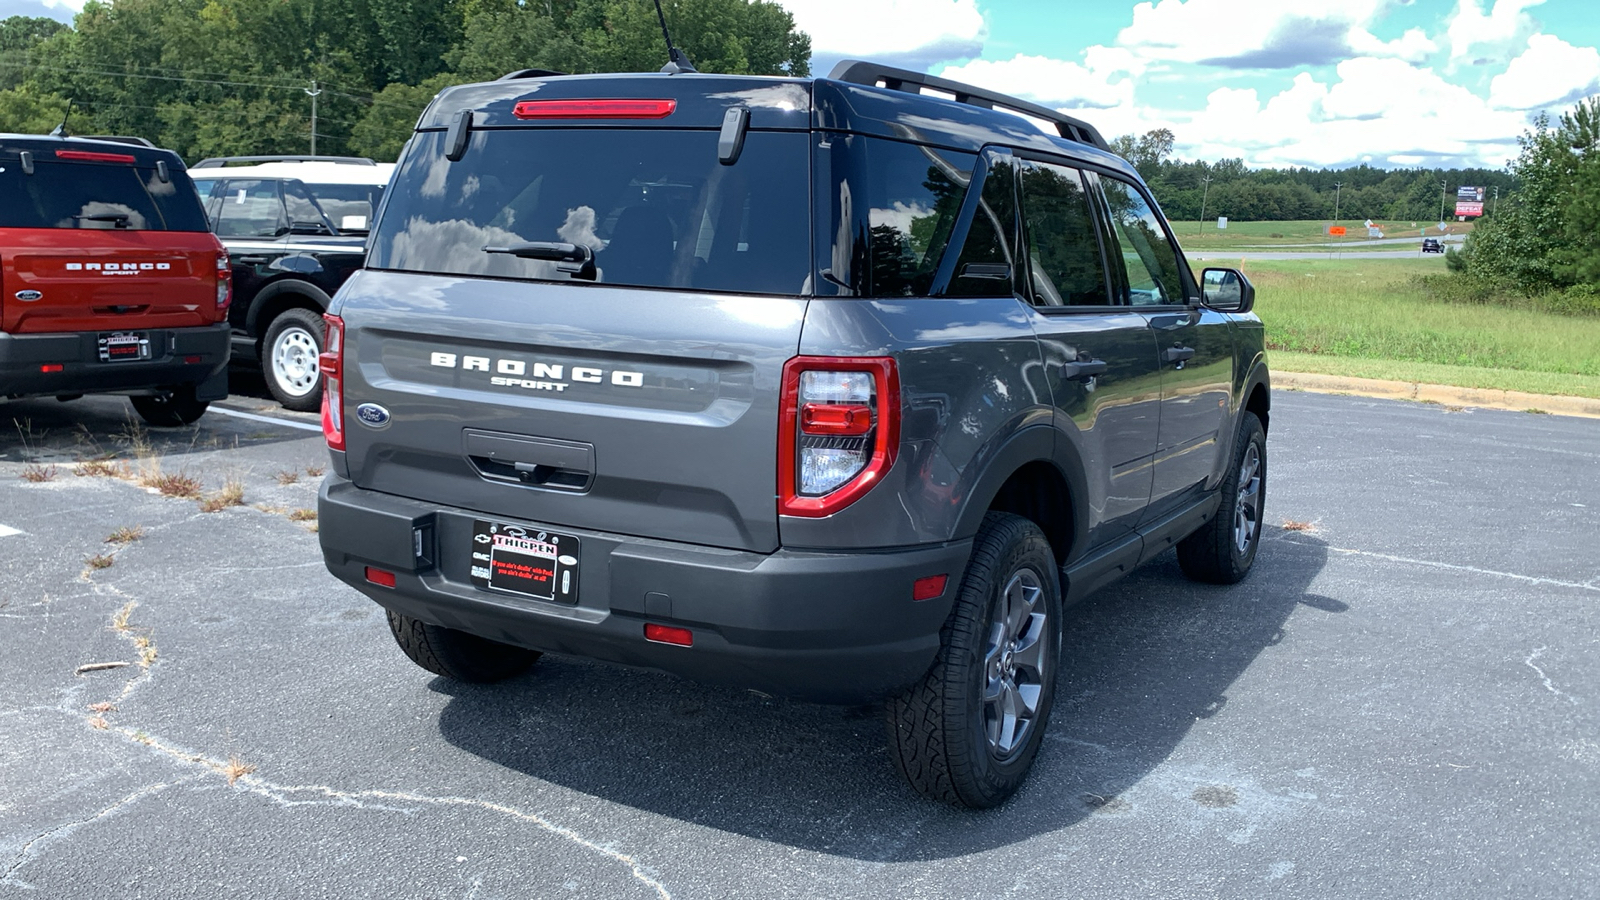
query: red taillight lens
513 99 677 120
364 566 396 588
778 357 900 518
320 314 345 452
54 149 135 163
644 623 693 646
215 250 232 310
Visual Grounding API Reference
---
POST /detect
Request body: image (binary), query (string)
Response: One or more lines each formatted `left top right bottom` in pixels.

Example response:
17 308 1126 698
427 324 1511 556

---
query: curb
1275 371 1600 420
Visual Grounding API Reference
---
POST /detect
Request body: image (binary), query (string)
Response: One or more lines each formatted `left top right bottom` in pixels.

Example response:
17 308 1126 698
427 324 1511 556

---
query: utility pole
1332 181 1344 222
1493 184 1499 216
1439 178 1447 225
1197 174 1212 234
305 80 322 156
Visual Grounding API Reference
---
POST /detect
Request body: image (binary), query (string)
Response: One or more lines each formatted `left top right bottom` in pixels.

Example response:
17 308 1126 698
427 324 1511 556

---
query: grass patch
141 470 203 499
287 508 317 522
106 525 144 544
20 463 57 482
85 553 114 571
112 600 136 631
74 458 130 478
224 755 256 785
1270 352 1600 400
275 470 300 485
305 465 325 477
199 478 246 513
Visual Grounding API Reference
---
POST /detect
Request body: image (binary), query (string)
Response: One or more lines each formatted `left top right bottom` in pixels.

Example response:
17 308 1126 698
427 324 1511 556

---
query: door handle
1057 358 1108 380
235 255 269 265
1164 345 1196 365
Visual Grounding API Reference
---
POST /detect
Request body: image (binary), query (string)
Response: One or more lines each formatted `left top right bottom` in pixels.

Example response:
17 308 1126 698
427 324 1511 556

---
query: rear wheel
262 307 325 412
129 386 208 427
885 512 1061 808
1177 411 1266 584
386 611 540 683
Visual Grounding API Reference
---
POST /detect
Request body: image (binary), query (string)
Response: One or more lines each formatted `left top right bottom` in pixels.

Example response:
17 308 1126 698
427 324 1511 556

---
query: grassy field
1211 257 1600 399
1173 218 1472 251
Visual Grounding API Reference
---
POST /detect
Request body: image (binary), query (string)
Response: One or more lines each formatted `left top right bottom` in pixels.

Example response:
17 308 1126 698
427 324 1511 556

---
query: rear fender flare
951 425 1089 561
247 279 333 338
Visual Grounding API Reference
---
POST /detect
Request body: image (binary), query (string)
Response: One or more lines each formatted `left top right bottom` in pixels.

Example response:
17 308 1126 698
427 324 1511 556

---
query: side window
214 179 286 238
944 156 1018 298
283 181 332 233
1100 177 1184 306
1019 161 1110 306
865 140 975 297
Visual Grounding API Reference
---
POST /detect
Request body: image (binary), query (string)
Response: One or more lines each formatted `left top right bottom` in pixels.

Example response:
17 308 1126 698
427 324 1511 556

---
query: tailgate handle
464 429 594 492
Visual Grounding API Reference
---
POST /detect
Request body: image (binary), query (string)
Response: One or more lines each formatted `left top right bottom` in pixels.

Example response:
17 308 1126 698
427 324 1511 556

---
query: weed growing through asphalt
199 478 246 513
252 503 287 515
74 458 130 478
1281 520 1317 532
305 465 325 477
88 702 115 713
275 470 300 485
288 508 317 522
85 553 115 570
88 717 109 730
20 463 57 482
224 756 256 785
144 471 203 499
133 635 157 667
1525 407 1550 414
112 600 136 632
106 525 145 544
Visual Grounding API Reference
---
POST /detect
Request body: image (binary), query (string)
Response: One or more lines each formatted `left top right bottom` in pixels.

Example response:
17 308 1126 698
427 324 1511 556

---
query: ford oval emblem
15 290 42 302
355 403 391 428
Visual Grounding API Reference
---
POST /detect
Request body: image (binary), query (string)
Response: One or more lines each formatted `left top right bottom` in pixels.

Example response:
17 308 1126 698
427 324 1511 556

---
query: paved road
2 390 1596 898
1189 249 1445 261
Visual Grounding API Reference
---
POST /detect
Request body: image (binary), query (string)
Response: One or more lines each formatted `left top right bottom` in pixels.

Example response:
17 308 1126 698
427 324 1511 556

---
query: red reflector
912 574 948 601
644 623 693 646
184 355 202 364
513 99 677 120
318 351 340 377
800 403 873 436
40 364 64 373
55 149 137 163
364 567 396 588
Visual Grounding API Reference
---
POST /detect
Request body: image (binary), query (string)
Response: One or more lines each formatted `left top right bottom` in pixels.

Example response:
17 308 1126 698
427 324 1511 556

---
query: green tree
0 15 69 90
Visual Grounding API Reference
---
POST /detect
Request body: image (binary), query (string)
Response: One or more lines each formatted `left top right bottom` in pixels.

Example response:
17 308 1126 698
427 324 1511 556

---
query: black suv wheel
387 611 541 682
129 386 209 428
262 307 326 411
1177 411 1266 584
886 512 1062 808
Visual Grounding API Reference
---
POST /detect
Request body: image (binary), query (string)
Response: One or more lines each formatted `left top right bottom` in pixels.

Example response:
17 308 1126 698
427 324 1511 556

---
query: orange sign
1329 226 1347 236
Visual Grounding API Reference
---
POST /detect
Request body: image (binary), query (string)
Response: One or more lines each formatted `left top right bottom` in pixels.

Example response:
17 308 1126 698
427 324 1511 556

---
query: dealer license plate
469 520 579 603
98 331 151 362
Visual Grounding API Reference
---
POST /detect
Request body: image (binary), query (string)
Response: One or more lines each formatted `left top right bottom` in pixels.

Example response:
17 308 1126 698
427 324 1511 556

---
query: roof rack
81 136 157 148
192 155 377 168
499 69 570 80
826 60 1111 152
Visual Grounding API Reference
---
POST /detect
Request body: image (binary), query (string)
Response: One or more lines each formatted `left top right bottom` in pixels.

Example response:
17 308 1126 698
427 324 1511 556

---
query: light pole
305 80 322 155
1332 181 1344 223
1197 174 1212 234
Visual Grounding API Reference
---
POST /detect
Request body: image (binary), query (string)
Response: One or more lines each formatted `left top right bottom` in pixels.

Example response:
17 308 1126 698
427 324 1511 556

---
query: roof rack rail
192 155 377 168
826 60 1111 153
499 68 570 80
81 135 156 148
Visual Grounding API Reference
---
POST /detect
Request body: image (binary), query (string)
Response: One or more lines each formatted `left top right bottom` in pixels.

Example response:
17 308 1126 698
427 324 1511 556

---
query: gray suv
317 62 1270 808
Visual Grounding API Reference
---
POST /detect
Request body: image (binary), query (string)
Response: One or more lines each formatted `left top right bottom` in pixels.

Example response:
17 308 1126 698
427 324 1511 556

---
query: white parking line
0 524 23 538
207 406 322 433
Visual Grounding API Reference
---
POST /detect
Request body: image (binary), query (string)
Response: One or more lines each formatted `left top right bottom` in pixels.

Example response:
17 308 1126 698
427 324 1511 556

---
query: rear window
369 129 811 295
304 182 384 232
0 157 209 232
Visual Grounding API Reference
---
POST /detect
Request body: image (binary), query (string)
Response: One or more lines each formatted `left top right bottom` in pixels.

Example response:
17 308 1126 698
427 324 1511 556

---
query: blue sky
11 0 1597 170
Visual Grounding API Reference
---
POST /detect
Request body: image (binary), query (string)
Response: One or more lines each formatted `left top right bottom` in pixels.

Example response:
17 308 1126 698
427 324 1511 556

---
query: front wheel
885 511 1062 808
1177 411 1266 584
262 307 325 412
129 386 208 427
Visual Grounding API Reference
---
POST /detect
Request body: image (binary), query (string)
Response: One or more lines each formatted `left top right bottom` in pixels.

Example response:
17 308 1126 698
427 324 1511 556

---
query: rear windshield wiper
74 213 132 229
483 241 596 280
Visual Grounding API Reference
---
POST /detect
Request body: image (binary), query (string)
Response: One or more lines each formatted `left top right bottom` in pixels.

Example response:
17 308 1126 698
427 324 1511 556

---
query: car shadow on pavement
434 531 1338 861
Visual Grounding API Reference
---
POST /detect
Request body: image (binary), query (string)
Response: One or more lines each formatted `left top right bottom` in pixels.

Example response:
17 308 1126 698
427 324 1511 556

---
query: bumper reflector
644 623 693 647
364 566 396 588
40 364 64 373
912 574 948 601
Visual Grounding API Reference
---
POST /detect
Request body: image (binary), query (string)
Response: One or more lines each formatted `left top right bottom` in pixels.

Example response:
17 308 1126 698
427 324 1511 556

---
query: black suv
317 62 1270 807
189 156 390 411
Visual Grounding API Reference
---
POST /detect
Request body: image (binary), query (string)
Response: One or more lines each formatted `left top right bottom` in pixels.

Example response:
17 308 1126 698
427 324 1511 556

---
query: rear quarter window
0 158 209 232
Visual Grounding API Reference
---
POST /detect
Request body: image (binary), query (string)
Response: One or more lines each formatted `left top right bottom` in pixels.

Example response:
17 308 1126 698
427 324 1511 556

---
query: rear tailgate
1 230 222 333
339 273 802 553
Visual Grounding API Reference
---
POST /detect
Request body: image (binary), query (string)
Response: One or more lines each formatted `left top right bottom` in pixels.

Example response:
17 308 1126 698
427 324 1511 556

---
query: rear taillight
319 314 345 451
778 357 900 518
215 250 232 309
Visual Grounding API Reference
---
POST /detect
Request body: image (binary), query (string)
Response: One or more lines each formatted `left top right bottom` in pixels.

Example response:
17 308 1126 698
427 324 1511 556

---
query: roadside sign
1329 226 1347 236
1455 186 1485 217
1217 216 1228 229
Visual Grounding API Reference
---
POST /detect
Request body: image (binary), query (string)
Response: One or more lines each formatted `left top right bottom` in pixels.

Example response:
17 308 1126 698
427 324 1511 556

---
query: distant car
189 156 392 411
1422 238 1444 253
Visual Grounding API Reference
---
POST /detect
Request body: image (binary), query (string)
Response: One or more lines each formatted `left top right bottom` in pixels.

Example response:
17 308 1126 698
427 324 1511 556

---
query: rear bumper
0 323 231 400
318 476 971 704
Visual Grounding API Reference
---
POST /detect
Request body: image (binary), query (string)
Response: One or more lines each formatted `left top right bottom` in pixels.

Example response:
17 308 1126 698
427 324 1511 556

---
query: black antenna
652 0 696 74
49 98 73 137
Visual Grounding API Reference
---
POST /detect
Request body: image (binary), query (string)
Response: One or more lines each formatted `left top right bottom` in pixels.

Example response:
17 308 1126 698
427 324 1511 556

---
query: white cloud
1447 0 1545 63
782 0 985 69
937 52 1140 109
1115 0 1437 69
1489 33 1600 109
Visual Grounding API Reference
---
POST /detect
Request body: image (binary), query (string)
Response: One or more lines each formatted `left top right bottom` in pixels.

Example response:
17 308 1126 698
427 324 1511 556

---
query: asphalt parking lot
2 386 1596 899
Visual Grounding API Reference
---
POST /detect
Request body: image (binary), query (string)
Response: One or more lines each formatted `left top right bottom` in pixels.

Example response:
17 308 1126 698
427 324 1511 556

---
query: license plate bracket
98 331 151 362
470 520 579 603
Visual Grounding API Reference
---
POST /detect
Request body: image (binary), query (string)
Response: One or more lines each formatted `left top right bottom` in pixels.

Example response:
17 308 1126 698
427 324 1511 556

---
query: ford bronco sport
317 62 1271 807
1 134 231 426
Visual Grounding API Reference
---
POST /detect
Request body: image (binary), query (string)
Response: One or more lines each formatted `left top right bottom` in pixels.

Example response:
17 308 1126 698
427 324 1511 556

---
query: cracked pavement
1 386 1597 898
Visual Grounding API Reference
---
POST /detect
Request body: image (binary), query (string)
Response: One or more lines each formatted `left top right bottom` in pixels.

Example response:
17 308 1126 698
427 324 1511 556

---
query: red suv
1 135 232 426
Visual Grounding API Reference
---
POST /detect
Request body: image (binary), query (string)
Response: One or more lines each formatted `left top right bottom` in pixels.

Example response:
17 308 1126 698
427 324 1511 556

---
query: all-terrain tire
129 386 209 427
386 611 541 683
262 306 325 412
885 511 1062 808
1177 411 1266 584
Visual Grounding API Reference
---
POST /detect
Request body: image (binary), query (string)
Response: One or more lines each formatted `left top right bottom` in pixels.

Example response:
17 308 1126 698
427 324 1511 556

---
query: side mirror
1201 267 1255 313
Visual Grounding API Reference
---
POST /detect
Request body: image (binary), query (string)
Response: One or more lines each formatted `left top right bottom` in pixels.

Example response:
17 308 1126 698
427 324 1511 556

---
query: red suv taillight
778 357 900 518
319 314 345 451
215 250 232 310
